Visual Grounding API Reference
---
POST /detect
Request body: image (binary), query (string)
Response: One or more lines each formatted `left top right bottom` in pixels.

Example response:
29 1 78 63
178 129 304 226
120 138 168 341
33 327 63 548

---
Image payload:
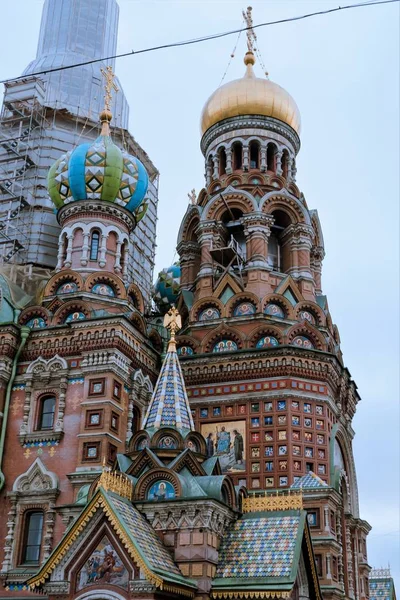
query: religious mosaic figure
206 432 214 458
77 536 128 590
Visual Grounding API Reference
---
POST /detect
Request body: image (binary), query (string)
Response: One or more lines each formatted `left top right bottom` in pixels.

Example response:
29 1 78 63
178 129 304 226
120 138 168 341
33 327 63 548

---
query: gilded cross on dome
100 65 119 113
242 6 257 53
164 306 182 352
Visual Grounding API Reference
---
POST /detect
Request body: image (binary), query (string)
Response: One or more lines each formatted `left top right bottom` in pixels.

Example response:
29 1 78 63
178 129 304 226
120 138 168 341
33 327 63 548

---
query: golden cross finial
242 6 257 53
100 65 119 113
188 188 197 205
163 305 182 352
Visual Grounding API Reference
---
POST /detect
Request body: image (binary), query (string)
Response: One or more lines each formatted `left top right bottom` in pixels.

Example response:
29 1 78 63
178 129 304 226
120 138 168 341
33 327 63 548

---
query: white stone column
260 146 267 172
213 156 220 180
64 235 73 268
99 233 107 268
243 145 249 171
56 237 65 271
80 232 90 266
276 150 283 176
114 240 122 273
226 147 233 174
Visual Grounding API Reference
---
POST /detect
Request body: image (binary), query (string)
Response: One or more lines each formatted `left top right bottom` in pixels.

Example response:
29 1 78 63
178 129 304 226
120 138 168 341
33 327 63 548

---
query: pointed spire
142 307 195 434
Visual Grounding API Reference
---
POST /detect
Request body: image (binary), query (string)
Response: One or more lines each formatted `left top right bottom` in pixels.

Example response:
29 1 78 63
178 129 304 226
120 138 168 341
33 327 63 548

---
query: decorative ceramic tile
216 515 301 579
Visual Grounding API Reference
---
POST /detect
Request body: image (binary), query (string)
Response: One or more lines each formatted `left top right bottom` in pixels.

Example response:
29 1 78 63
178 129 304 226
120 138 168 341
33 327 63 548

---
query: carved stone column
19 377 33 435
242 213 274 269
326 553 332 579
56 238 65 271
114 240 122 273
324 506 330 532
260 146 267 172
311 246 325 294
1 499 17 573
55 376 68 432
177 241 201 290
80 232 90 266
205 160 212 186
346 522 355 599
276 149 283 176
213 155 220 180
243 145 249 171
195 221 219 276
99 233 107 268
226 147 233 174
337 512 345 589
64 235 73 268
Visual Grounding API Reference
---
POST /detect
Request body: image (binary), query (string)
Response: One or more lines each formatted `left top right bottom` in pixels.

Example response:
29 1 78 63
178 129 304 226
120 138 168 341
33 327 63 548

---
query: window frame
85 409 103 429
36 395 56 431
89 230 100 261
88 378 106 397
20 510 44 566
82 441 101 462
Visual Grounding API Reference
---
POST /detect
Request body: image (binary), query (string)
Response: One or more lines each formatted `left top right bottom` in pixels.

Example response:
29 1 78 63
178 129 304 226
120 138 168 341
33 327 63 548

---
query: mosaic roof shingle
291 471 328 489
216 514 301 579
109 493 181 576
370 578 395 600
142 350 194 432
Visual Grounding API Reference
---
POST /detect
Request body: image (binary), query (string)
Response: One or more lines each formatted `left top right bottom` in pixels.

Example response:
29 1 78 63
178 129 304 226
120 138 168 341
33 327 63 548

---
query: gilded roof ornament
100 65 119 135
164 305 182 352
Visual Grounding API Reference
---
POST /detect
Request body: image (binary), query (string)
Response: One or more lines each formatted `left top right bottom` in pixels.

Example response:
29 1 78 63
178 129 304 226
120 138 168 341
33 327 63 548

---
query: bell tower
173 8 371 600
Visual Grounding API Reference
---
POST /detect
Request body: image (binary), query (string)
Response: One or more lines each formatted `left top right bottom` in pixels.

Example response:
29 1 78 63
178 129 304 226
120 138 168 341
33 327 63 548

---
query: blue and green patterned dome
48 114 148 216
153 264 181 312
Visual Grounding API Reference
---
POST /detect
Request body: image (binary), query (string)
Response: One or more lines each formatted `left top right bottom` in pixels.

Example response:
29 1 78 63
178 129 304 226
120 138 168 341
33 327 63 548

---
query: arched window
268 210 292 272
281 151 290 179
249 141 260 169
219 148 227 176
90 231 100 261
232 143 243 171
267 144 277 172
21 511 44 564
38 395 56 430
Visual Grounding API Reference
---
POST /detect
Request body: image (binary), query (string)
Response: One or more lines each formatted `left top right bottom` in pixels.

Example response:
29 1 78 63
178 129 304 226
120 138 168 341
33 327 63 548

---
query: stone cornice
58 199 136 231
201 114 301 154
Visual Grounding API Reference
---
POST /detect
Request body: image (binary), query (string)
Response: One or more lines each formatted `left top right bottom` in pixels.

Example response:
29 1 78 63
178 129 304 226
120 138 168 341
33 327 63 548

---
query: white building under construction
0 0 158 305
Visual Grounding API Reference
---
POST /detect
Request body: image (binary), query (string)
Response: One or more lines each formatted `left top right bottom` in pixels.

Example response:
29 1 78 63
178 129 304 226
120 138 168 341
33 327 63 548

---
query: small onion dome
47 110 149 216
153 264 181 313
200 52 301 135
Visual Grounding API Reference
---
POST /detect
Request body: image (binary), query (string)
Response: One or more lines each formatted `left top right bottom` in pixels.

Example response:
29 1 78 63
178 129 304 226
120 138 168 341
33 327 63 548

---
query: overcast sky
0 0 399 584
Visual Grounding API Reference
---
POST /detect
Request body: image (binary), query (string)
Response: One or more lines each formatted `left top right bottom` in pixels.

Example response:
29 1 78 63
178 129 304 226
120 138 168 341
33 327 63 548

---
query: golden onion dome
200 52 301 135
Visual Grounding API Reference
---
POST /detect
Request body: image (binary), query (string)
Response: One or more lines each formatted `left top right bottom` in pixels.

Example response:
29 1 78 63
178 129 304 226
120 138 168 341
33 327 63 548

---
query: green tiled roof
213 510 306 594
370 577 396 600
291 471 328 489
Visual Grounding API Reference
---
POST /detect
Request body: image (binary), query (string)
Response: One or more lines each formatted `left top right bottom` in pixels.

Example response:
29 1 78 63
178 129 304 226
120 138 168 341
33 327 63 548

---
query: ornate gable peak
13 457 59 493
26 354 68 375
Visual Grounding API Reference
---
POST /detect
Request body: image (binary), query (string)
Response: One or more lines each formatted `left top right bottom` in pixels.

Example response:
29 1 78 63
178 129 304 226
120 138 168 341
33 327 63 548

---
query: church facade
0 3 394 600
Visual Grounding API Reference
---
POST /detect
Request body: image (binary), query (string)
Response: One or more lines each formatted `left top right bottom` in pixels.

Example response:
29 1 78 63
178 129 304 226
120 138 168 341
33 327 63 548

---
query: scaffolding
0 77 48 266
210 234 245 291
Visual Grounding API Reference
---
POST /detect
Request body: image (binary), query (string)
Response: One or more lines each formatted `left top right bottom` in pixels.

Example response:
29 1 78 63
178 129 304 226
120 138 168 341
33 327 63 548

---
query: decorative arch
128 430 151 454
152 428 183 451
205 189 257 221
287 182 301 198
286 321 327 351
175 335 198 355
224 291 260 317
76 591 127 600
221 476 237 509
184 431 207 455
294 301 326 327
52 300 91 325
130 312 146 335
84 272 126 299
13 457 58 493
247 324 284 349
261 190 311 225
201 323 244 354
261 293 295 319
148 328 163 353
190 297 224 323
134 468 181 501
44 270 84 297
26 354 68 375
127 283 145 313
330 426 360 518
177 204 202 245
310 209 325 249
19 306 51 328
